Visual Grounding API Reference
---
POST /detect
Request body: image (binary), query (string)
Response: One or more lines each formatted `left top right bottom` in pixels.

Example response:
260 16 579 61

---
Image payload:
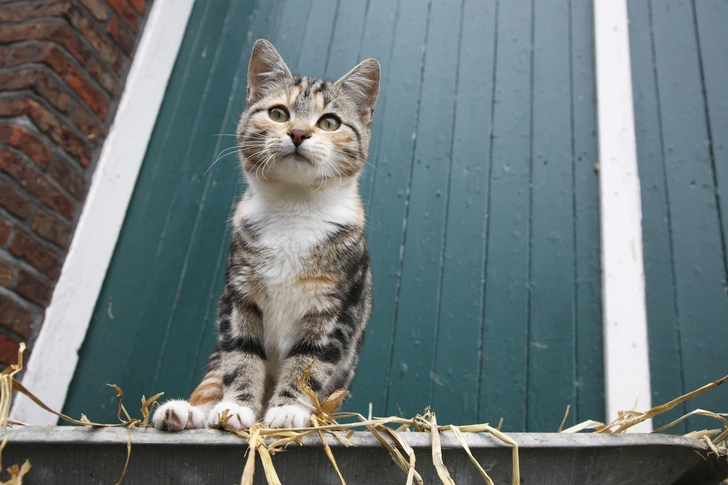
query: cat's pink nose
289 129 309 147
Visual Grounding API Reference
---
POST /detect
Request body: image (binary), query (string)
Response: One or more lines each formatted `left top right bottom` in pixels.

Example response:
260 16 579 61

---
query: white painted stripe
10 0 195 425
593 0 652 431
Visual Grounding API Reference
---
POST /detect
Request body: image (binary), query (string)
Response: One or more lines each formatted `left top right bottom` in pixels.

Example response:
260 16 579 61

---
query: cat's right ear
247 39 292 106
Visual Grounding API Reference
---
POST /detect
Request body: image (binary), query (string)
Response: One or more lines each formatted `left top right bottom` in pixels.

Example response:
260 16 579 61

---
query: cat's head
236 39 380 188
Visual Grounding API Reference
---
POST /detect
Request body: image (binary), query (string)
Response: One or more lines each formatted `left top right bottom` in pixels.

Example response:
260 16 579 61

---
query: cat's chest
248 218 333 359
254 217 327 285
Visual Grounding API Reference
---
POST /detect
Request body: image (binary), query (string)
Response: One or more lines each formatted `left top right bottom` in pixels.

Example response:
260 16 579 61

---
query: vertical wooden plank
627 0 685 432
152 0 284 398
341 0 401 415
430 0 497 424
323 0 368 80
295 0 339 76
357 0 400 208
386 0 463 418
694 0 728 281
571 0 604 424
649 0 728 429
62 0 233 422
274 0 314 69
478 0 532 431
348 0 431 415
527 0 575 432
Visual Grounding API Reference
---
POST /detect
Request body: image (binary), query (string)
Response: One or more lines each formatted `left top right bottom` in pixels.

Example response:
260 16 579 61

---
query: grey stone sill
1 426 726 484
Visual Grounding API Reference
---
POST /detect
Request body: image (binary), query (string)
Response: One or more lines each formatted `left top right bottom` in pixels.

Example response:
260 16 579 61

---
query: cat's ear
334 58 380 126
247 39 292 105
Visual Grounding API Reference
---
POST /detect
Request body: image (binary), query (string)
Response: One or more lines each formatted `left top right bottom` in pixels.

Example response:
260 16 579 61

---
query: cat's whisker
205 148 244 175
260 152 276 181
364 160 383 177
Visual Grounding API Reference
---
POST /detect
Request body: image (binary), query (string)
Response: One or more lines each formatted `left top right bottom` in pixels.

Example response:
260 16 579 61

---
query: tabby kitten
153 39 378 430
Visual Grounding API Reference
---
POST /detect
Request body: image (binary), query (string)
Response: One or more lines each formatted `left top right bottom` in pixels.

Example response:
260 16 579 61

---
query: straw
0 345 725 484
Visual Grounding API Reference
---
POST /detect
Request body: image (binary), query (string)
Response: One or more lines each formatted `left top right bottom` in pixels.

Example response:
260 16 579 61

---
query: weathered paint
629 0 728 431
63 0 604 430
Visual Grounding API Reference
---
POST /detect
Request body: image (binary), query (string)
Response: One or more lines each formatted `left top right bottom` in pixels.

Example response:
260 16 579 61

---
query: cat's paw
264 404 312 429
207 401 257 430
153 400 207 431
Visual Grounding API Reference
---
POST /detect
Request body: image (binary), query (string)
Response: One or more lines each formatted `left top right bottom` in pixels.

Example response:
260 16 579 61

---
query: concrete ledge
0 427 726 484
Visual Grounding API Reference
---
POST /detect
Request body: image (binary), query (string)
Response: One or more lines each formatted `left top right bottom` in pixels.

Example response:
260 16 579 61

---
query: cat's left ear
247 39 292 106
335 58 380 126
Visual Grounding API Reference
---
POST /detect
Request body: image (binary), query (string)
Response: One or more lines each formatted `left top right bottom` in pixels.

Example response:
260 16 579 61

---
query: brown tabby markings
153 38 379 431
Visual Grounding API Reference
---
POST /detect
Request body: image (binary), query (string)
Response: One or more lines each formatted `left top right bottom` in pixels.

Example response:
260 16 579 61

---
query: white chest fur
235 180 362 364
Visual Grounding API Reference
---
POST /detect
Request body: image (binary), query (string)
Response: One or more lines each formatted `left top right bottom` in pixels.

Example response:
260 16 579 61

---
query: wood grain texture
528 0 576 432
629 0 728 432
431 0 497 425
65 0 605 430
478 0 534 431
386 0 463 418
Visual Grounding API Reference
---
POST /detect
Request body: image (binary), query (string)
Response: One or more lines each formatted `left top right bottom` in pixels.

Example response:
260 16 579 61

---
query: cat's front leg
265 310 357 428
207 290 268 430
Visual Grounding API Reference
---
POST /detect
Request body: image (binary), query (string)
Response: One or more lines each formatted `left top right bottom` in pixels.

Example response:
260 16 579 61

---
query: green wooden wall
629 0 728 432
63 0 604 432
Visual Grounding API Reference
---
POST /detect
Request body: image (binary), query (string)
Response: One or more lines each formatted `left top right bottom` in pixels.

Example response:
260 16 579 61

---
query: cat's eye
269 106 289 122
317 115 340 131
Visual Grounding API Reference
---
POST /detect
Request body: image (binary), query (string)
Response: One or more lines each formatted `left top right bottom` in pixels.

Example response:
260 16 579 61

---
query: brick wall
0 0 153 367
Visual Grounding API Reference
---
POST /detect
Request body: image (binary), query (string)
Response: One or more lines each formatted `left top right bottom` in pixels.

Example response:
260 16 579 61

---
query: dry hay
0 348 726 485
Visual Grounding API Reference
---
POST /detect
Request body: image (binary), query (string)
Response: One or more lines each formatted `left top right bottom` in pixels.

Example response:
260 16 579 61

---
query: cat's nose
289 129 309 147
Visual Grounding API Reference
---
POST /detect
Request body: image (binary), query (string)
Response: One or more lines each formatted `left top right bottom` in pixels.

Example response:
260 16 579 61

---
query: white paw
207 401 257 430
153 400 206 431
264 404 312 429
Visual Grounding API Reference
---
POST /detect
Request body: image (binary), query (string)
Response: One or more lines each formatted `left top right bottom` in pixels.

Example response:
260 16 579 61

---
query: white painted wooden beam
593 0 652 431
11 0 195 425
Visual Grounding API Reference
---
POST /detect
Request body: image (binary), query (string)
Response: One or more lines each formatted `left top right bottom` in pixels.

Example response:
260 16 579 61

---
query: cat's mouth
285 148 313 165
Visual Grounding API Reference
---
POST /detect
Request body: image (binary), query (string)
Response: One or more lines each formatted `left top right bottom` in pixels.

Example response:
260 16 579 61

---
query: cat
153 39 378 431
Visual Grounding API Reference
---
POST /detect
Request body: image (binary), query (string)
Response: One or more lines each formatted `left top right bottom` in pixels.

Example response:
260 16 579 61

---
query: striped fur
154 39 378 431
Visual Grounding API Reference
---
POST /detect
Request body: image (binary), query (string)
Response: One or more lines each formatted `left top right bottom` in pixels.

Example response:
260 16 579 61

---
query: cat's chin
287 151 312 164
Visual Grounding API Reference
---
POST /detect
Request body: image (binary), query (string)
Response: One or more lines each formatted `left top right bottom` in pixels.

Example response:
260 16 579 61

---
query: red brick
0 180 32 218
128 0 146 15
107 0 138 32
8 43 110 119
31 210 70 248
0 47 10 67
0 67 72 112
80 0 109 21
107 15 135 56
0 22 90 65
0 262 12 287
0 294 31 339
14 269 53 306
71 106 104 145
48 157 85 200
0 124 53 169
0 334 21 367
0 149 76 220
88 57 118 94
65 7 125 74
0 0 72 23
0 219 11 247
9 230 60 279
0 97 91 166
